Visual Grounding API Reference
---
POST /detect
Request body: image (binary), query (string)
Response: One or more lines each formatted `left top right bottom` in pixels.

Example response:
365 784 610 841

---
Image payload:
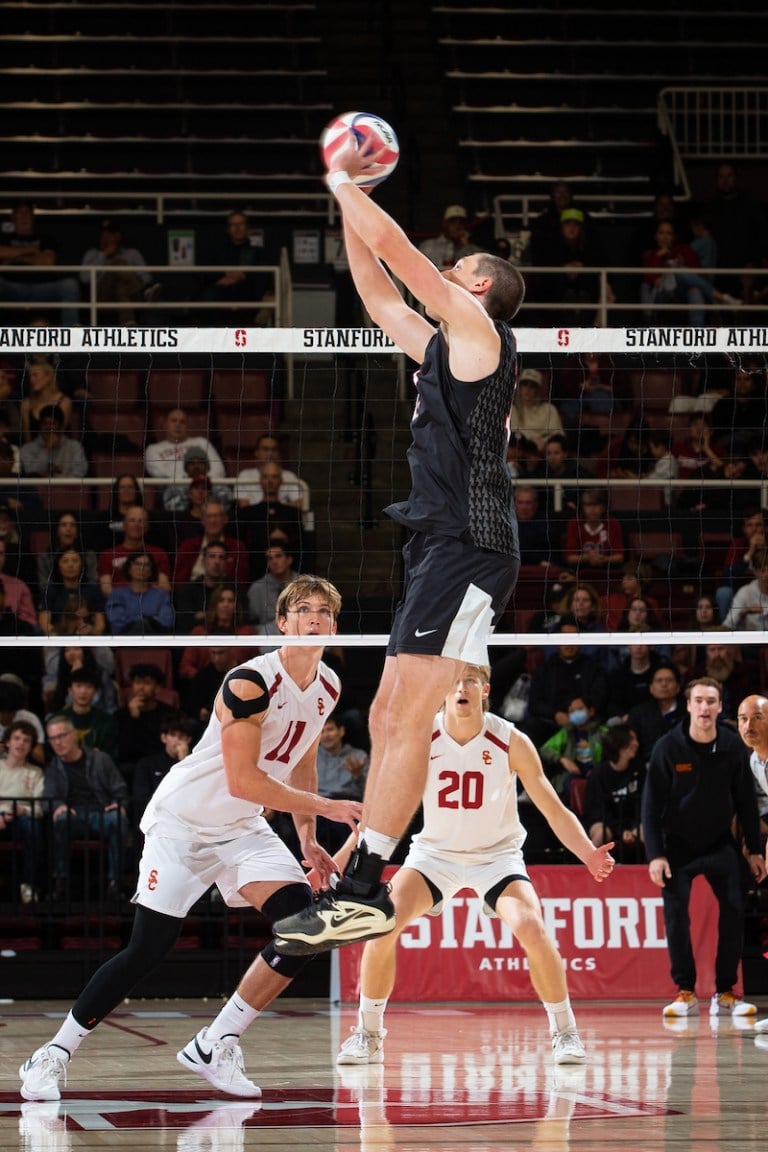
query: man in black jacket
44 714 129 898
522 617 609 747
642 677 766 1019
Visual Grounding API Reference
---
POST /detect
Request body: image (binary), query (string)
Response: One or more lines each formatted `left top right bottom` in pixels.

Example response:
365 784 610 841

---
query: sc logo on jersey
234 329 247 348
147 869 159 891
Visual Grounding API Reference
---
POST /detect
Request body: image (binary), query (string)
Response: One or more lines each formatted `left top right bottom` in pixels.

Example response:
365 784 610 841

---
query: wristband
326 171 353 194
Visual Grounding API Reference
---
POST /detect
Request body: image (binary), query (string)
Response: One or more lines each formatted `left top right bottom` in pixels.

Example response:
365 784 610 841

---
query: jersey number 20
437 769 484 810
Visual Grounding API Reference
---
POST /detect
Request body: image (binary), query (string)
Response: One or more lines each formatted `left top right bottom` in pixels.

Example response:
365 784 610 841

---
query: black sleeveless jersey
385 322 520 557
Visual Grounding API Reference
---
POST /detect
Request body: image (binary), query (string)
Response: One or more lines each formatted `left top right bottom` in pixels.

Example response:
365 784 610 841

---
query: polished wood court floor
2 998 768 1150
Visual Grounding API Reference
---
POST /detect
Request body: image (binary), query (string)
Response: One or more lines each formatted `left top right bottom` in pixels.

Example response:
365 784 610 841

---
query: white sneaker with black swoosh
273 881 396 955
177 1028 262 1098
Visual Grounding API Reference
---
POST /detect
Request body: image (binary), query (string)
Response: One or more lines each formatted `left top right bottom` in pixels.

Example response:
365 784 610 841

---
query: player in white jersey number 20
328 664 615 1069
19 576 362 1103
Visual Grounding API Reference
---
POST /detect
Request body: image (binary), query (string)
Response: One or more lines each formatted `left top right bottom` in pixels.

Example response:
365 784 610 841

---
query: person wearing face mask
538 695 608 807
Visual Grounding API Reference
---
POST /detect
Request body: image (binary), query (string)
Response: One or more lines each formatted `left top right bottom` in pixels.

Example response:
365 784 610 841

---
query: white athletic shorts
132 824 308 917
403 844 530 917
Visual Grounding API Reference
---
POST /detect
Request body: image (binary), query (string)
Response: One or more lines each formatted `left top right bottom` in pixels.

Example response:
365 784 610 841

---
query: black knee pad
260 939 312 979
261 882 312 924
260 883 315 978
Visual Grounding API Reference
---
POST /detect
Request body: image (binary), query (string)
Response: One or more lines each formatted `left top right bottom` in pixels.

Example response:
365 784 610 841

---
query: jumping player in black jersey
274 133 526 954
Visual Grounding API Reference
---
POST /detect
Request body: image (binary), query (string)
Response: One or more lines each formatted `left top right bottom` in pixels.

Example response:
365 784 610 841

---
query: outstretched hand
325 132 389 186
587 842 616 882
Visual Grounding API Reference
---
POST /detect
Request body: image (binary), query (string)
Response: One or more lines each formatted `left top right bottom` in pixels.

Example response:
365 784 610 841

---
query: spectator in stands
675 451 753 551
133 712 197 822
162 444 231 517
173 540 229 633
528 433 580 518
547 582 604 658
535 208 614 326
556 352 615 437
643 677 765 1019
608 642 661 722
105 552 175 636
626 663 682 769
97 505 171 597
539 694 607 804
59 666 118 759
529 180 587 266
616 595 664 635
180 646 239 728
631 190 689 262
234 433 307 512
522 616 610 747
640 220 740 326
115 663 180 777
236 468 305 569
86 474 146 554
513 485 561 569
418 204 480 270
705 162 768 303
201 209 275 323
37 548 106 636
715 507 766 621
690 592 720 631
673 413 724 478
0 201 80 326
723 550 768 630
44 642 116 716
0 538 38 629
177 583 256 682
709 359 768 458
79 218 157 326
144 408 225 482
0 439 22 508
247 543 295 633
19 405 87 478
0 678 45 768
172 499 249 587
603 560 659 630
692 642 751 729
0 718 46 904
583 724 643 860
314 710 369 852
644 427 678 498
595 418 651 480
44 713 129 899
562 488 624 574
20 359 73 442
36 511 99 591
509 368 564 454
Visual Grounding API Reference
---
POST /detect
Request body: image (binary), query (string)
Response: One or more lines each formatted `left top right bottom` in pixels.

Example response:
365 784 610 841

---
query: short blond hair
275 575 342 622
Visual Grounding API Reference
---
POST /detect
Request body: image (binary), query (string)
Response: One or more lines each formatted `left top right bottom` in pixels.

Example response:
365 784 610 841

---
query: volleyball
319 111 400 189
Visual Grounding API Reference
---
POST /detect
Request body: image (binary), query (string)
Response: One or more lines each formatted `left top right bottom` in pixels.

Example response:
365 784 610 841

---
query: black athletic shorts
386 530 519 661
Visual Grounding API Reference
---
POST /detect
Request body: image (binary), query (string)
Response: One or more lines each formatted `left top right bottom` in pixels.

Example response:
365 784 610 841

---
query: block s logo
148 869 159 891
557 329 570 347
234 329 247 348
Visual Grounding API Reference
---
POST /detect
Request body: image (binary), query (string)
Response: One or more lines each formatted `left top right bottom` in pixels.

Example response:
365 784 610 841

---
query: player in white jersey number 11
19 576 362 1103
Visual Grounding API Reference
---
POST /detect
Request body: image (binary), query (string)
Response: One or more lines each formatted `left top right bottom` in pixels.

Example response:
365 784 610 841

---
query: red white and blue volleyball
320 111 400 188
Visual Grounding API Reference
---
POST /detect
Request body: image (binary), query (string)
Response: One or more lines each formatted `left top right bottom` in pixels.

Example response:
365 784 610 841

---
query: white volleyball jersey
410 711 526 860
141 649 340 842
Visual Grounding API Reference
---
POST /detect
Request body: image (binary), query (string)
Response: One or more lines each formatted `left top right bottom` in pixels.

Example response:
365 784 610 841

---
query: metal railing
658 86 768 194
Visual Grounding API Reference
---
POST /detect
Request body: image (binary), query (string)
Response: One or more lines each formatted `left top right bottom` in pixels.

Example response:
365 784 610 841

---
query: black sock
341 843 385 895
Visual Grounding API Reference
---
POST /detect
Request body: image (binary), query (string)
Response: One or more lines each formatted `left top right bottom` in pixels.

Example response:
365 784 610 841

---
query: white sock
359 995 388 1034
48 1011 91 1060
359 828 399 862
543 997 576 1035
206 992 260 1041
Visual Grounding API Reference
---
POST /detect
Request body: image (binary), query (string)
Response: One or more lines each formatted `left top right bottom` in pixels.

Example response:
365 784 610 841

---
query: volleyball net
2 324 768 690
